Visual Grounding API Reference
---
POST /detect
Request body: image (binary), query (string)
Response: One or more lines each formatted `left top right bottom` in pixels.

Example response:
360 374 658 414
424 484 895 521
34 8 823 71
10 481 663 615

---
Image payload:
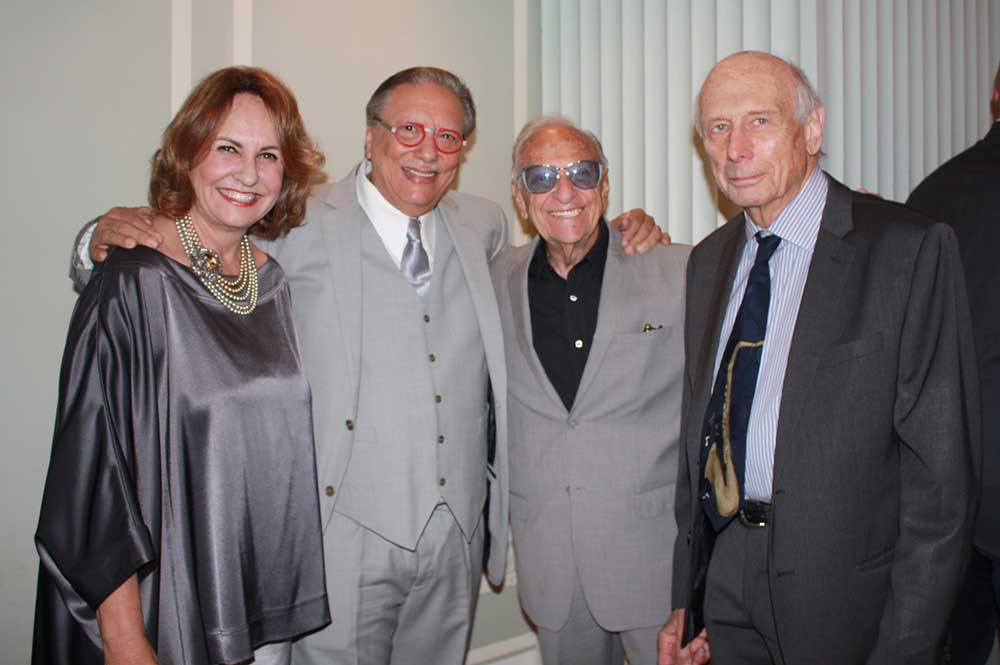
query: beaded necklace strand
175 214 258 315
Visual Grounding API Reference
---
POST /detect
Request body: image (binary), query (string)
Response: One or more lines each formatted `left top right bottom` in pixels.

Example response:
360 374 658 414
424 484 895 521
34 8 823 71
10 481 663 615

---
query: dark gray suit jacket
907 122 1000 560
672 174 980 664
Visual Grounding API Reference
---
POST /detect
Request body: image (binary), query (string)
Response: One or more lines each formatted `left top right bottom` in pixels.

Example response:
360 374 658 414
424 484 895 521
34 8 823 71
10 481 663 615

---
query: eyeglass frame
372 116 467 154
518 160 606 194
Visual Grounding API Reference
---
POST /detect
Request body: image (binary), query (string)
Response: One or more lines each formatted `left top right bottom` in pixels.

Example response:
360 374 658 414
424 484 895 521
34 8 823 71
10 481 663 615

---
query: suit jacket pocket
818 332 884 369
632 484 674 519
612 324 675 342
580 326 678 413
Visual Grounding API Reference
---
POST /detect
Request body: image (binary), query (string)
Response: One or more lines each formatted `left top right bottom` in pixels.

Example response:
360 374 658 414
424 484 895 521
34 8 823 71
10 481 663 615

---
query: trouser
703 519 785 665
536 572 659 665
945 547 1000 665
292 504 484 665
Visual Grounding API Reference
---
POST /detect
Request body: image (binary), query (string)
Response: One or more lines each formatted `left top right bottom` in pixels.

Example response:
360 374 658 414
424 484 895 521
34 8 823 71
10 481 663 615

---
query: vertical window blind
521 0 1000 244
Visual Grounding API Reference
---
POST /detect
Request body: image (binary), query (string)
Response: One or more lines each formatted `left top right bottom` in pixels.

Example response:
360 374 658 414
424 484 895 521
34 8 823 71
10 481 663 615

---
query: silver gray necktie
401 217 431 297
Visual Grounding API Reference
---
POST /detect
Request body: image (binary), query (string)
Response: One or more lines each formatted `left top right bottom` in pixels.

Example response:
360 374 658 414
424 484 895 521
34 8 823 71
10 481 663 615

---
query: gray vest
334 218 489 549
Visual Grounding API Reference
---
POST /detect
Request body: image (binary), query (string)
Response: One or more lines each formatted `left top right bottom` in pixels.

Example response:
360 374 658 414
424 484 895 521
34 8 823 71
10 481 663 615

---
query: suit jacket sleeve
868 223 980 664
671 253 698 610
68 218 100 289
487 205 509 261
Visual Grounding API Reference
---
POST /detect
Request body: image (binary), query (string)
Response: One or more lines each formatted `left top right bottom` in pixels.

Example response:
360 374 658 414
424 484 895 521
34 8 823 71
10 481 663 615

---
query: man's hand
658 609 711 665
610 208 672 255
90 207 162 263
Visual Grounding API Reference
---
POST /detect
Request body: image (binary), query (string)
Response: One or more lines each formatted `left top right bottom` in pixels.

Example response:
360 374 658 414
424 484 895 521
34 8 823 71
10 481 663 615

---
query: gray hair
694 51 824 138
511 115 608 180
365 67 477 137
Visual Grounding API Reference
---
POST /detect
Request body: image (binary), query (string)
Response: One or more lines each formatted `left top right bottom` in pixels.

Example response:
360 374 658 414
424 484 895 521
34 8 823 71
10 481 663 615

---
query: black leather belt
738 500 771 528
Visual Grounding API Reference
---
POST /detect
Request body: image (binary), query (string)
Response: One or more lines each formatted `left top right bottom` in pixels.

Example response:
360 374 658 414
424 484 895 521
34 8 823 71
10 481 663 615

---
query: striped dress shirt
711 166 829 502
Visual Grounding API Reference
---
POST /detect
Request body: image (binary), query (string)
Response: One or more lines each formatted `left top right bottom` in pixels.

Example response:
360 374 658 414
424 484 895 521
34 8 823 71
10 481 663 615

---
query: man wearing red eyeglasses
491 116 696 665
69 67 664 665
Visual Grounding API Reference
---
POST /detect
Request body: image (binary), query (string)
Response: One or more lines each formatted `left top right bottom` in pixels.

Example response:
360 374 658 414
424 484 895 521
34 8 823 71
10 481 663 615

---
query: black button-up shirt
528 220 609 410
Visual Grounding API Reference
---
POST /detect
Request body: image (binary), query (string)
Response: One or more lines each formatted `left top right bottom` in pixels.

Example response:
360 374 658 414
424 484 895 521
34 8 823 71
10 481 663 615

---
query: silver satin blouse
33 246 329 665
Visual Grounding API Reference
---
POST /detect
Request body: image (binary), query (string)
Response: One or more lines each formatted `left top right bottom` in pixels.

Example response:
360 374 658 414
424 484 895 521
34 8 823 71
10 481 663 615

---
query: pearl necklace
175 214 258 315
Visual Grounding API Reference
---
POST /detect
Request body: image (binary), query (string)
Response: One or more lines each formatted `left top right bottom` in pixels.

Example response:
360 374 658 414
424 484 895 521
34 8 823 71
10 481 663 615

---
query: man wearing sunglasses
492 116 694 665
67 68 664 665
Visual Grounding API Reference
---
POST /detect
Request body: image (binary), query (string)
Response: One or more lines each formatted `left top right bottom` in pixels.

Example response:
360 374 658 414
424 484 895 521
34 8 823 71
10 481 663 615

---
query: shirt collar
355 159 437 264
743 166 828 252
355 159 428 225
529 218 609 279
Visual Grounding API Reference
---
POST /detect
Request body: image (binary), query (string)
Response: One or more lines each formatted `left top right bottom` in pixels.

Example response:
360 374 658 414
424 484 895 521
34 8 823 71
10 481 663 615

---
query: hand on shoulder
91 207 162 263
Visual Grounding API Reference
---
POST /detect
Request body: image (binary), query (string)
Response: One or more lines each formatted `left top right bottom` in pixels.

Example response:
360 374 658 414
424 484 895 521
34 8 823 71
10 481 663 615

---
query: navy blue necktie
700 232 781 531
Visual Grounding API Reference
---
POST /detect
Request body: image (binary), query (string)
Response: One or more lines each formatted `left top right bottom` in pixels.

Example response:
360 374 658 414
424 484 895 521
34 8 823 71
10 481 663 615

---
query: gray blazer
492 226 689 631
672 175 980 664
257 166 511 585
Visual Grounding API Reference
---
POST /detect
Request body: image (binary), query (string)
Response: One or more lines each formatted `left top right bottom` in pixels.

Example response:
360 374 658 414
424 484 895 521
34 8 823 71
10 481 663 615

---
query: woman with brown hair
33 67 329 665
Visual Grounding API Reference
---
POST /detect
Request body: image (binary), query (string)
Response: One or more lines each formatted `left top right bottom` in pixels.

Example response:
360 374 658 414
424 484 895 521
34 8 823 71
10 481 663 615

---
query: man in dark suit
906 62 1000 665
659 51 979 665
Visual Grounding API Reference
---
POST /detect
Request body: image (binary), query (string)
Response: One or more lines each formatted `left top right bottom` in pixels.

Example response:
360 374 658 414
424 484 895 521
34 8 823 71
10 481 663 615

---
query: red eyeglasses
374 116 466 154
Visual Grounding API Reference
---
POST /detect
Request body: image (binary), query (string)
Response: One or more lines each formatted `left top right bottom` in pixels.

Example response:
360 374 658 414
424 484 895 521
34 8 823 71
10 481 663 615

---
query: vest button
429 353 436 362
345 419 354 431
439 478 446 487
437 435 445 444
325 485 335 497
424 314 431 322
435 394 442 403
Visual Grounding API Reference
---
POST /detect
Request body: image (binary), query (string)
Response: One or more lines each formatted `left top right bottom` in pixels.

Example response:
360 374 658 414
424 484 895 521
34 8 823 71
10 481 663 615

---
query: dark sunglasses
519 160 604 194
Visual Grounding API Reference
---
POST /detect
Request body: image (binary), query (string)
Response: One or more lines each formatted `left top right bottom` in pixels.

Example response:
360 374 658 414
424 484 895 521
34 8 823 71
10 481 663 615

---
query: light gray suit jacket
492 226 689 631
673 176 980 664
257 166 511 585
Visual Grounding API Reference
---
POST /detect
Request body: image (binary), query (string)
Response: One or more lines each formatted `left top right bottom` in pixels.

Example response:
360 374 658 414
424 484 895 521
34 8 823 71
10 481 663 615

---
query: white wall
1 2 172 661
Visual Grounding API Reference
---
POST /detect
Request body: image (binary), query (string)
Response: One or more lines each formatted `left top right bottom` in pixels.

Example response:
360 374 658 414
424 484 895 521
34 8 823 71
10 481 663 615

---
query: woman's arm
96 575 158 665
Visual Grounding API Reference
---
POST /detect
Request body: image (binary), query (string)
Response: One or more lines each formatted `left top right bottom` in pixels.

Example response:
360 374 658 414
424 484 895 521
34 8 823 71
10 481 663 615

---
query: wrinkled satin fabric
33 247 329 665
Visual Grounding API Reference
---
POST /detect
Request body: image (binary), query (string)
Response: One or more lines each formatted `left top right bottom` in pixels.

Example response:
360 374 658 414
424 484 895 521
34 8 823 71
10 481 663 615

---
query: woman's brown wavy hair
149 66 326 239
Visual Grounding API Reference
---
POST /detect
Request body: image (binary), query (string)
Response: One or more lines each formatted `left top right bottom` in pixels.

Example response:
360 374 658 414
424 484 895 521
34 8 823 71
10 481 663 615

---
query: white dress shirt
355 160 437 271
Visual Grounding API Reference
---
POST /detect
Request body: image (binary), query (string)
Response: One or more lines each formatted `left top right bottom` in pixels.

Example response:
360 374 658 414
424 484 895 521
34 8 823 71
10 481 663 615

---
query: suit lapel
318 172 364 392
692 221 746 402
438 199 507 404
509 238 567 414
570 228 627 415
771 179 856 487
684 220 745 486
